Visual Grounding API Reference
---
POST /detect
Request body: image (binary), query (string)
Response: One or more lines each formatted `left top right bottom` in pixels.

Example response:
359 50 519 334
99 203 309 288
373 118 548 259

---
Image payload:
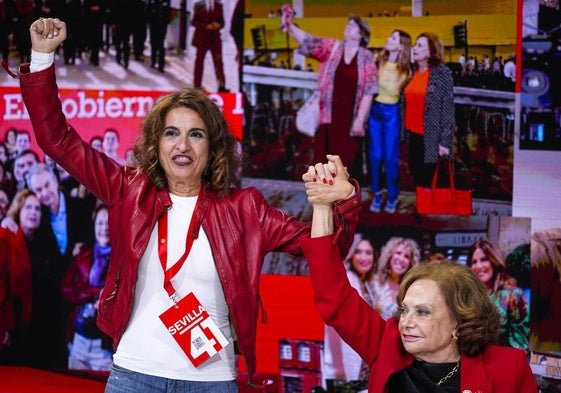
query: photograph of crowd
241 2 517 217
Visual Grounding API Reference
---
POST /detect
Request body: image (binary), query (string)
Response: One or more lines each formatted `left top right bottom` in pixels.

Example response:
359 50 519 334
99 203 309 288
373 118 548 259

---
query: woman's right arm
19 18 124 206
281 5 337 64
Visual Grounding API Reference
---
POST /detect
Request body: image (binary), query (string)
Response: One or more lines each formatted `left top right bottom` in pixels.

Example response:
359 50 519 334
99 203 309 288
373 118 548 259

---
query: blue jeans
368 102 401 201
105 364 239 393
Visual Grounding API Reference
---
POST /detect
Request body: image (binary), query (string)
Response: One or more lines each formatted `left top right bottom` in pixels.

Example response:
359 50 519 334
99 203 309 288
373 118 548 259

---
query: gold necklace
436 361 460 386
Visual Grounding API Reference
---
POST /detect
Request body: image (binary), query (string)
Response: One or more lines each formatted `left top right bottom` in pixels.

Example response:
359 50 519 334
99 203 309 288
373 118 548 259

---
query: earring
452 331 458 342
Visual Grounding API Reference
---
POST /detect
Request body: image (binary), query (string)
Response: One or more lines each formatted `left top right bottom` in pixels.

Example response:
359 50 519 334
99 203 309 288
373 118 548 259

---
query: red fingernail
312 177 317 182
323 178 327 184
331 172 336 177
329 180 333 185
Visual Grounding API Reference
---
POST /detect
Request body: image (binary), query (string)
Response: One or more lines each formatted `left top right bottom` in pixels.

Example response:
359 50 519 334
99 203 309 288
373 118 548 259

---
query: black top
387 360 460 393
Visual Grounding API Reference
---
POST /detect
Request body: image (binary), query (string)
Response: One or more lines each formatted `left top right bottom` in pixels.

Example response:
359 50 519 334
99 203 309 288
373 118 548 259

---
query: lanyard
158 191 201 303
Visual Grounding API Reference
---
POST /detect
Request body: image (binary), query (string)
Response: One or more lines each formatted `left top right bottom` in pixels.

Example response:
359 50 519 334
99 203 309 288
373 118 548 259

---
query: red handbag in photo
415 159 473 215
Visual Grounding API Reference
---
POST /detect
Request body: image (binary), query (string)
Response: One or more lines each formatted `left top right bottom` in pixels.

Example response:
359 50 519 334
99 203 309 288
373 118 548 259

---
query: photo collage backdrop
0 0 560 387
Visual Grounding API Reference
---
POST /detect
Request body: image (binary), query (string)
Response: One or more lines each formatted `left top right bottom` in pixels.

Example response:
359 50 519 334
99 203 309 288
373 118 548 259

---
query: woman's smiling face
390 244 413 277
20 194 42 232
351 239 375 277
398 279 459 363
470 247 494 288
158 106 210 196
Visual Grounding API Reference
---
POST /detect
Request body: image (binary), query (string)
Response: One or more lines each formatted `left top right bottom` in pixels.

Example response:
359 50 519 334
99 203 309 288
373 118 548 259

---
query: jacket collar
160 181 213 239
192 182 211 239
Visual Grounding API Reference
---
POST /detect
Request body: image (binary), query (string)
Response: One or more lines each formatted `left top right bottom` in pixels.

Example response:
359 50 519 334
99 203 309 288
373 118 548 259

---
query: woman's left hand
439 144 450 156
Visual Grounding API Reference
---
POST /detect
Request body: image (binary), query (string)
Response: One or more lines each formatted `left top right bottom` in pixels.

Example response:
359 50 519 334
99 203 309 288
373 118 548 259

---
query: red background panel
238 274 324 374
0 367 106 393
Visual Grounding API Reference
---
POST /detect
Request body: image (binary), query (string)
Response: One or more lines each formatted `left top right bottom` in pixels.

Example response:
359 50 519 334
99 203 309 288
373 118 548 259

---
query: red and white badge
159 292 229 368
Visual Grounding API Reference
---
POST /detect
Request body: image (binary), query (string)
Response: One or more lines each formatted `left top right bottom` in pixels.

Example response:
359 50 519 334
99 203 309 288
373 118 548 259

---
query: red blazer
60 248 101 305
191 0 224 48
300 235 538 393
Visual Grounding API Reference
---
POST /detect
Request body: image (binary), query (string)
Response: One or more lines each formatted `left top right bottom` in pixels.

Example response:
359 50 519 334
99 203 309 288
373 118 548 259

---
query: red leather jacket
191 0 224 48
60 248 101 305
18 64 361 376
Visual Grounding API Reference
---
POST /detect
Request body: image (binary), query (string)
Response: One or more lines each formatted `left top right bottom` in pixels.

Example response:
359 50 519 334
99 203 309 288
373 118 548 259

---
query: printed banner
1 87 244 158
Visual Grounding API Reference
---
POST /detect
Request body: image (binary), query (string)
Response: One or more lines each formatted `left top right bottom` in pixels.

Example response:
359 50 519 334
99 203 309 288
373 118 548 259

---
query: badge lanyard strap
158 190 201 304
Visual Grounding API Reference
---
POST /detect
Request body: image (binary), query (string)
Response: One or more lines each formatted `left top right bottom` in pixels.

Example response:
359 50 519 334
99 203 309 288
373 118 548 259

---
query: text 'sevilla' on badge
159 292 229 368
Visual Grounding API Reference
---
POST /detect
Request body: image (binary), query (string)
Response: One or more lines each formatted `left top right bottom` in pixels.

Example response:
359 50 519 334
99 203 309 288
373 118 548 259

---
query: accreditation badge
159 292 229 368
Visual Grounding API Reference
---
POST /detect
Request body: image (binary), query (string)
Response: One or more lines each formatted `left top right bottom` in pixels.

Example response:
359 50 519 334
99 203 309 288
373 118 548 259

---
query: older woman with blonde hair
372 236 421 320
5 189 55 367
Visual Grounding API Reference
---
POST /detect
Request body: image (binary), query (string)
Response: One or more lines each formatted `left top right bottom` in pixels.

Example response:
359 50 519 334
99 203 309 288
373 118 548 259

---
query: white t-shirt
113 194 236 380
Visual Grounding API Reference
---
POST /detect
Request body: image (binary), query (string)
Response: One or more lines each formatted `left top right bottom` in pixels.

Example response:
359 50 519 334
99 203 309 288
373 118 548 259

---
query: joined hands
302 155 354 206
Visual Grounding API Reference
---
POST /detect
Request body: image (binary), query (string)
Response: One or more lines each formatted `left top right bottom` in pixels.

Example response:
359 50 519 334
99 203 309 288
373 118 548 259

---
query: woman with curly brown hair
17 17 361 393
467 239 529 350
